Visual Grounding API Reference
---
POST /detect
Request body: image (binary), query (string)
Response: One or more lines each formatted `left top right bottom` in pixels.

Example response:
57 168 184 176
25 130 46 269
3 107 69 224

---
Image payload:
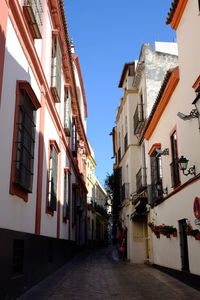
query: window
47 141 60 212
23 0 43 39
63 168 70 220
64 88 71 136
198 0 200 11
149 148 163 204
10 81 41 201
51 32 62 102
72 118 77 156
151 153 162 185
170 131 180 187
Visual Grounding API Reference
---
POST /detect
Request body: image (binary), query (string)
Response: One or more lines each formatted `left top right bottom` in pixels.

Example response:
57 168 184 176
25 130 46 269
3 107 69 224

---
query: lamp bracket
177 109 199 120
183 165 196 176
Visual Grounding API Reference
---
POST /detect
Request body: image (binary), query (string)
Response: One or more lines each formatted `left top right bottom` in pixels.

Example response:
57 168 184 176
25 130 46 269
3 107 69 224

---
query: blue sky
64 0 176 185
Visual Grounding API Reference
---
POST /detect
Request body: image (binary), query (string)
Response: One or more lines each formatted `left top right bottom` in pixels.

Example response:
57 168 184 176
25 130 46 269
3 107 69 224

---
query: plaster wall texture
144 47 178 117
176 0 200 89
0 18 41 233
149 180 200 275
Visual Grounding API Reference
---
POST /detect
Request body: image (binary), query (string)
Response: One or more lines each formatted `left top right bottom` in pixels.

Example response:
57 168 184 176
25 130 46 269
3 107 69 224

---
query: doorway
179 219 190 272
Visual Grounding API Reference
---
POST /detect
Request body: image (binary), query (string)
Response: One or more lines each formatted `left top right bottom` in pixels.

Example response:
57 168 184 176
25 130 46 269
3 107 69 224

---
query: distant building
113 42 178 263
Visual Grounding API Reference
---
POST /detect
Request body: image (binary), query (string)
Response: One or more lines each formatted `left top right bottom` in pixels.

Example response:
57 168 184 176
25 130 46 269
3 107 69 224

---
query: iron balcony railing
136 167 147 193
122 183 130 201
170 160 180 188
134 104 145 135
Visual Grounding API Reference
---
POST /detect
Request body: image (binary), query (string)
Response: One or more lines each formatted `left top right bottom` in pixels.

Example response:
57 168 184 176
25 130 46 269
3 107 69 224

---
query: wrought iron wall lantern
178 155 196 176
156 182 168 195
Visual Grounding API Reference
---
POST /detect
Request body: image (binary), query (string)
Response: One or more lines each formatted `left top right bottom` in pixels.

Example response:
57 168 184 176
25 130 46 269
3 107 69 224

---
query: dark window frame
46 140 60 215
63 168 71 221
170 130 180 188
51 31 62 102
10 81 41 201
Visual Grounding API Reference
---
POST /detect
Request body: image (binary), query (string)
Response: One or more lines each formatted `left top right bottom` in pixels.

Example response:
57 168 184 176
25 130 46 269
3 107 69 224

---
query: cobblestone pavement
18 246 200 300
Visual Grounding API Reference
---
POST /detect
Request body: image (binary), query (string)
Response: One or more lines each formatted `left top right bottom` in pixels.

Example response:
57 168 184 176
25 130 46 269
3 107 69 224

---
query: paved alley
18 247 200 300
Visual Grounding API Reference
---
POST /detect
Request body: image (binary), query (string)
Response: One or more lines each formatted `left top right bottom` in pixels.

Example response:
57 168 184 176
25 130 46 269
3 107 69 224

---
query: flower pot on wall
166 234 170 238
156 234 160 239
173 231 177 237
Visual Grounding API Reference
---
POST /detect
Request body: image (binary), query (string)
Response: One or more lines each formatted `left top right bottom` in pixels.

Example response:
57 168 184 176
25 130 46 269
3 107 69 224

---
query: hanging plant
148 222 177 238
183 220 200 240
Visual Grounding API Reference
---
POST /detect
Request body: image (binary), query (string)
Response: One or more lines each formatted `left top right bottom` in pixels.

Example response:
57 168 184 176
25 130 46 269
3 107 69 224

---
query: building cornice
166 0 188 30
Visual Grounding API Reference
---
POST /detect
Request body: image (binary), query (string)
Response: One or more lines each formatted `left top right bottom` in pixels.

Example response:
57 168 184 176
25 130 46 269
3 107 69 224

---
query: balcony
134 104 145 135
122 183 130 201
136 168 147 193
124 133 128 153
147 184 163 206
170 160 180 188
23 0 43 39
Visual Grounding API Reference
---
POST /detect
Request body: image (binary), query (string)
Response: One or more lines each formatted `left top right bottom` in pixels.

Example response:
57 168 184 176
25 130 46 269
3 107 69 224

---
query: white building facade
0 0 90 298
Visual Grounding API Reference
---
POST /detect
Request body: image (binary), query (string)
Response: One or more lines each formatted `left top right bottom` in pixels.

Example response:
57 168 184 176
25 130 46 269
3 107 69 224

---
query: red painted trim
145 68 179 140
0 0 8 103
192 75 200 90
10 81 40 201
148 143 161 156
170 0 188 30
35 87 46 235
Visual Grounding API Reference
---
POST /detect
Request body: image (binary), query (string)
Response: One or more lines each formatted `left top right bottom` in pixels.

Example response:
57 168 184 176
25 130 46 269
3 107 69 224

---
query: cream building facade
144 0 200 276
113 42 178 263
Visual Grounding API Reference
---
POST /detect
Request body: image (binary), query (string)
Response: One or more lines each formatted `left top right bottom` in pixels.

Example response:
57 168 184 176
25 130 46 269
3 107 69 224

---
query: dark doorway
179 219 190 272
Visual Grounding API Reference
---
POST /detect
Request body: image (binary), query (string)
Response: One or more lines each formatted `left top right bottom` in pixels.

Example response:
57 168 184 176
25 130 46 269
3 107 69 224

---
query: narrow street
18 246 200 300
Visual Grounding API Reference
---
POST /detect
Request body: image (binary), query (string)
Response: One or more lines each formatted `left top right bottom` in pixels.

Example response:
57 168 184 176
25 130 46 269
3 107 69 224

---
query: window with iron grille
170 131 180 187
48 144 58 211
12 240 24 277
150 150 163 202
64 89 71 136
23 0 43 39
72 118 77 156
51 33 62 102
63 169 70 219
14 90 36 192
10 81 40 200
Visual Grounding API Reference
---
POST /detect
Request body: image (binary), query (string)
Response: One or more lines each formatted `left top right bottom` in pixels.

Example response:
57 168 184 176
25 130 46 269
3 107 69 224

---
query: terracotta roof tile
166 0 179 24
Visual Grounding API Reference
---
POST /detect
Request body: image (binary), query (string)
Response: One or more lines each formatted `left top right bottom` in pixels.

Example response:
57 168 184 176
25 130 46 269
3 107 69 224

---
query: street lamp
178 155 196 176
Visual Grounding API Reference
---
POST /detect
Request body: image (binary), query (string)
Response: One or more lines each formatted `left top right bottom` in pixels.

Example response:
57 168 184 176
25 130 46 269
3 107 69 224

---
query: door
179 219 190 272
